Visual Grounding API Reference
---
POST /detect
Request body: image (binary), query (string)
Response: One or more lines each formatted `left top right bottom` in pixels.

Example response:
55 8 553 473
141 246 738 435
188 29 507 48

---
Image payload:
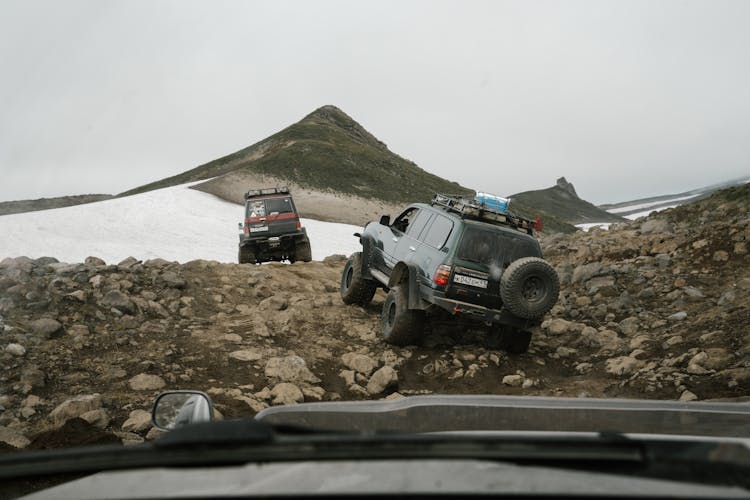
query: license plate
453 274 488 289
249 226 269 233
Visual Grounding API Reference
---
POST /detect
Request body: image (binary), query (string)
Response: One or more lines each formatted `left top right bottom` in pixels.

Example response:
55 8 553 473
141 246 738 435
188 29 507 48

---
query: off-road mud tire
487 326 532 354
238 246 255 264
340 252 377 306
295 241 312 263
381 284 424 346
500 257 559 320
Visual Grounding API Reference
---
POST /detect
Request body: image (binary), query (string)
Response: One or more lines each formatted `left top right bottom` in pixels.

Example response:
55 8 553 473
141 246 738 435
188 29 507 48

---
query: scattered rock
265 356 320 383
679 390 698 402
117 257 140 269
79 408 111 429
618 317 639 336
229 349 263 362
122 409 153 433
544 318 572 335
115 431 145 446
49 394 103 427
30 318 63 338
712 250 729 262
84 256 106 266
718 290 736 306
502 374 524 387
640 219 672 234
605 356 643 376
128 374 166 391
161 271 186 289
5 343 26 356
367 366 398 395
101 290 135 314
271 383 304 405
0 426 30 449
667 311 687 321
341 352 378 375
571 262 603 284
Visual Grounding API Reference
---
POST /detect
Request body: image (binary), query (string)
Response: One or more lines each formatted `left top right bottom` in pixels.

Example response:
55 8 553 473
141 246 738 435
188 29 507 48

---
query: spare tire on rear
500 257 559 320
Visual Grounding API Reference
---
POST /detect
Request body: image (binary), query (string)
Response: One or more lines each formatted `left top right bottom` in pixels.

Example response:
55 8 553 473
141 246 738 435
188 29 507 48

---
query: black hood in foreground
255 394 750 438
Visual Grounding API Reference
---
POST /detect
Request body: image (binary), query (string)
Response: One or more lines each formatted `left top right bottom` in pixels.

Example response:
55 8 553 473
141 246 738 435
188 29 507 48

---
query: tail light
296 220 301 230
433 264 452 287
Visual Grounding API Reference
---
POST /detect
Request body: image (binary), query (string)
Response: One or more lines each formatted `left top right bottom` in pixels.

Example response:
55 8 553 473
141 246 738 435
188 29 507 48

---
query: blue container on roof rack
476 192 510 212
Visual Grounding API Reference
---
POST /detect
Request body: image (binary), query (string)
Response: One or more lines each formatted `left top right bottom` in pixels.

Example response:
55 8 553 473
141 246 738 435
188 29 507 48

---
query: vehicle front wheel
487 326 532 354
340 252 377 306
381 284 424 346
238 247 255 264
295 240 312 262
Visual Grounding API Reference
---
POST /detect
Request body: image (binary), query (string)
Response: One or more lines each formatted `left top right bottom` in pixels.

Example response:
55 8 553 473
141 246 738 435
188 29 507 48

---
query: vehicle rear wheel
238 247 255 264
487 326 532 354
340 252 377 306
295 240 312 262
500 257 559 320
381 284 424 346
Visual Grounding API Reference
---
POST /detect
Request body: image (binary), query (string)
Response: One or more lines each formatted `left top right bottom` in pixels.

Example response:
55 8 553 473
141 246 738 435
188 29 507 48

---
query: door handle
409 246 416 252
392 237 398 242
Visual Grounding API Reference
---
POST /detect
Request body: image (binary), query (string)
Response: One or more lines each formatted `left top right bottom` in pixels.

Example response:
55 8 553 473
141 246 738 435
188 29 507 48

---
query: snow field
0 184 363 264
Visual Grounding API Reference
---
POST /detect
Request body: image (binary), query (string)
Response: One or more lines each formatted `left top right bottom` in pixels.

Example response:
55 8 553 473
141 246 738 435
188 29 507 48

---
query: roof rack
244 186 290 199
431 193 536 235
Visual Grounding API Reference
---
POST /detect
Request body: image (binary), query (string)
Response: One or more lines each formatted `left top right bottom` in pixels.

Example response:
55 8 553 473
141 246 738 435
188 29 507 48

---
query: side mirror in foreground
151 390 214 431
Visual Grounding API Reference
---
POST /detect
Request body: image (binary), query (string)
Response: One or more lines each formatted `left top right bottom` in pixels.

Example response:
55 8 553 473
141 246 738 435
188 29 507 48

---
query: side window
406 211 433 240
423 215 454 249
392 207 418 234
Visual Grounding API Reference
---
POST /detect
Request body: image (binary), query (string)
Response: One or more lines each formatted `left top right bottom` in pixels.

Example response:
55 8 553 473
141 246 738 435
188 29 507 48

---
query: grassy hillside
507 199 579 234
120 105 472 204
0 194 112 216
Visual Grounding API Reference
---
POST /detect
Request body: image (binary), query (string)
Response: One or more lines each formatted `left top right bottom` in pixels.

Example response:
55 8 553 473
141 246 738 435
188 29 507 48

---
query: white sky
1 0 748 205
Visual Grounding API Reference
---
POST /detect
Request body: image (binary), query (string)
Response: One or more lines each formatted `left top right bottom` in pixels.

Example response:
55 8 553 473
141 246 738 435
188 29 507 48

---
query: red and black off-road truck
237 187 312 264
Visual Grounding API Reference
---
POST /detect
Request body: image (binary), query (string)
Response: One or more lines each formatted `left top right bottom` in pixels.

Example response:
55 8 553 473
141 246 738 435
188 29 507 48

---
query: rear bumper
426 288 537 329
239 230 308 254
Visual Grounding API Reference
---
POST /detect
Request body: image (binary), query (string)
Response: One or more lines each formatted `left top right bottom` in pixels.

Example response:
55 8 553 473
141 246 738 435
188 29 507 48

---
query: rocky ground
0 184 748 451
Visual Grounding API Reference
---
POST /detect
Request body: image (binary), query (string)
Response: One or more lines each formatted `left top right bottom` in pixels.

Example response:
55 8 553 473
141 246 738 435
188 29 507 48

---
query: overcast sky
1 0 748 205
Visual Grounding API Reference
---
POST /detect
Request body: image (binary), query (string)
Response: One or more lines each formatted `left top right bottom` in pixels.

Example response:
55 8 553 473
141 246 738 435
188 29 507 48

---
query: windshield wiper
1 421 748 490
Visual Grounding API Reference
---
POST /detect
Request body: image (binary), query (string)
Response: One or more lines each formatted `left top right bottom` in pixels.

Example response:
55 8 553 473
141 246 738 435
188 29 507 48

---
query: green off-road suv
340 194 559 353
238 187 312 264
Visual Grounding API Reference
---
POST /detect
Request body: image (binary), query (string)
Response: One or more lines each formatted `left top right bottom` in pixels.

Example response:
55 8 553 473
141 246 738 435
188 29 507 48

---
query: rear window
456 226 540 266
265 197 294 215
247 197 294 217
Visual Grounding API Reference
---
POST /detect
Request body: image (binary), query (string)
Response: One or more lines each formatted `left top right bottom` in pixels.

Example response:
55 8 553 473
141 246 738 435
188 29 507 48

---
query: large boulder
49 394 103 427
30 318 63 338
128 374 166 391
264 356 320 383
341 353 378 376
100 290 136 314
270 383 304 405
366 366 398 395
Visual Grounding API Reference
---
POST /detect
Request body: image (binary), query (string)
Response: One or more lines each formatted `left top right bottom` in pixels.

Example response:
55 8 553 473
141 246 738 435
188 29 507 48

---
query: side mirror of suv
238 222 243 230
379 215 391 226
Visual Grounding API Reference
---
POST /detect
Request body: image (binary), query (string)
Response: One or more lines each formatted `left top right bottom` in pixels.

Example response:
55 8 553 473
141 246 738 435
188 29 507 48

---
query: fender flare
388 262 425 310
359 233 376 279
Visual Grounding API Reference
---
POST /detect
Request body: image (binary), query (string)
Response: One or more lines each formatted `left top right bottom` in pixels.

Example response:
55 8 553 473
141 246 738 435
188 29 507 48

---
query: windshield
1 1 749 497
